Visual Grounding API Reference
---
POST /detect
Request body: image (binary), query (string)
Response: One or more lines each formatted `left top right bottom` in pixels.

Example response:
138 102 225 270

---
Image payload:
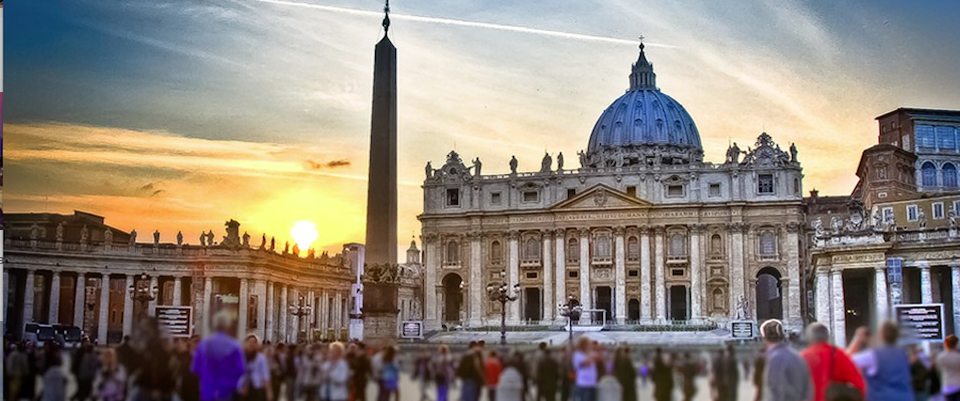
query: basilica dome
586 44 702 155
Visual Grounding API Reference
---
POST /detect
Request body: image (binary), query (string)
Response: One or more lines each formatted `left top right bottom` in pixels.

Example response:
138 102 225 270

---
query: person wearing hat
758 319 813 401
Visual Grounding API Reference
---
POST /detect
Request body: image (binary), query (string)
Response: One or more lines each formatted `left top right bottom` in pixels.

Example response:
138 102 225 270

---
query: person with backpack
800 322 865 401
431 345 455 401
849 321 914 401
93 348 127 401
377 346 400 401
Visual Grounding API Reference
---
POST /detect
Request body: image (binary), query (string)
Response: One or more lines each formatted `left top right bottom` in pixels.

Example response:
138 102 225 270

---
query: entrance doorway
843 273 870 342
442 274 463 324
595 287 612 323
523 288 541 322
756 267 783 321
628 299 640 322
669 286 688 321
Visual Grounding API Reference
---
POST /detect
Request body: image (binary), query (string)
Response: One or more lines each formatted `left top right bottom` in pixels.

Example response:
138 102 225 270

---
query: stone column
785 223 802 329
23 271 36 328
202 277 213 336
919 262 933 304
729 223 746 319
424 234 440 331
542 232 554 323
579 229 592 319
507 231 521 325
553 229 566 325
256 280 267 340
279 284 288 342
49 271 61 324
238 279 249 336
654 227 666 322
334 292 343 336
874 266 889 323
690 226 702 321
3 270 8 333
468 231 483 326
172 277 182 307
952 265 960 336
98 275 110 344
640 228 652 322
830 269 846 346
122 275 134 337
74 273 86 327
148 275 159 315
614 227 626 325
816 270 831 325
266 282 275 343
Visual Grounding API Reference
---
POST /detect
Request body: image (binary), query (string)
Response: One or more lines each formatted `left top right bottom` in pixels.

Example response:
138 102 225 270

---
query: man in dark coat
536 348 560 401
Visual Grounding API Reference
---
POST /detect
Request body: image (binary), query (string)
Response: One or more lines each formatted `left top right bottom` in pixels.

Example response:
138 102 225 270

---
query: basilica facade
419 44 806 332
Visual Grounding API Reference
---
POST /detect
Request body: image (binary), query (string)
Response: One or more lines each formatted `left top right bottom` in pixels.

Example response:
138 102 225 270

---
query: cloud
305 158 351 170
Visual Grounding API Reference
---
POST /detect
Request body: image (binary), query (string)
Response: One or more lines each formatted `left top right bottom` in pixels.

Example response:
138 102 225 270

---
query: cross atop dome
629 35 656 90
382 0 391 34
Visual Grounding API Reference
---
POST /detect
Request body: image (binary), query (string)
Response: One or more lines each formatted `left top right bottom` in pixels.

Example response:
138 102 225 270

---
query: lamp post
128 272 157 308
558 296 582 345
288 295 312 343
486 269 519 347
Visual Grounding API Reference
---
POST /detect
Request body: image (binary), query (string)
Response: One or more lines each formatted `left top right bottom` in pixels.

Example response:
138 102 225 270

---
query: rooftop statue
509 156 518 174
177 231 183 246
472 157 482 177
540 152 552 172
556 152 564 171
129 229 138 246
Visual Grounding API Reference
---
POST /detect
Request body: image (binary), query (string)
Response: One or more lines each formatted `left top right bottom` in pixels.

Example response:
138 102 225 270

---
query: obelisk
364 0 398 266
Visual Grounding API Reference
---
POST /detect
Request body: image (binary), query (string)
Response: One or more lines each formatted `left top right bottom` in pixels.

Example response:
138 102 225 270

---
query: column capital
554 228 567 238
639 226 651 236
689 224 704 234
916 261 931 270
625 226 639 236
613 226 625 236
785 221 801 233
466 231 482 240
578 228 591 237
729 222 747 233
424 233 440 244
507 230 520 240
652 225 666 235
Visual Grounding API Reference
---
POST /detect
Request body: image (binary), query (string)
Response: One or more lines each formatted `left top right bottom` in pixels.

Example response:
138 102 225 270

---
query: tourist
128 317 177 401
678 352 698 401
412 350 432 401
509 350 532 400
175 336 201 401
265 344 283 401
347 343 371 401
238 334 273 401
286 344 301 401
613 347 637 401
5 343 29 401
299 345 323 401
758 319 812 401
849 321 913 401
377 346 400 401
456 341 485 401
799 322 865 401
71 341 99 401
39 348 67 401
93 348 128 401
536 346 560 401
909 346 934 401
939 334 960 401
651 348 673 401
321 342 350 401
484 350 504 401
192 312 246 401
559 346 574 401
573 336 599 401
431 345 456 401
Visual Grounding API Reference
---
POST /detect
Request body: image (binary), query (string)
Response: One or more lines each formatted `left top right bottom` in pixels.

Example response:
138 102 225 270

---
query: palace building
418 43 806 332
3 211 355 344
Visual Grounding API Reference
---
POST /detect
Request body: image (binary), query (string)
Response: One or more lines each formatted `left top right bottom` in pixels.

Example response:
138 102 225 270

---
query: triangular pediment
551 184 652 210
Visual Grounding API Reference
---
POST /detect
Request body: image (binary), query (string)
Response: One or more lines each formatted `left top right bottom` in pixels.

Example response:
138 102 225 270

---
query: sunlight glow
290 220 319 253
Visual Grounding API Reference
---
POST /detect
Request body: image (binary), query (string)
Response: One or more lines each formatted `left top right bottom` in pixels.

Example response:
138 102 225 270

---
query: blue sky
5 0 960 251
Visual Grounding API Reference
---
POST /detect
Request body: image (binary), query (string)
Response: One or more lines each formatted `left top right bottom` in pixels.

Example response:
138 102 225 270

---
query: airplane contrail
255 0 677 48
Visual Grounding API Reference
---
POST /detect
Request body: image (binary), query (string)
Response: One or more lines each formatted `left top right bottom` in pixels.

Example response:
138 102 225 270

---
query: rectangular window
917 124 936 149
709 183 721 197
933 202 944 219
907 204 918 221
626 186 636 197
883 207 894 222
878 192 888 198
936 126 956 150
445 188 460 206
523 190 539 203
903 135 911 151
628 270 639 278
567 188 576 199
758 174 774 194
568 271 578 278
525 272 538 279
671 269 685 277
490 192 502 205
954 200 960 214
666 185 684 197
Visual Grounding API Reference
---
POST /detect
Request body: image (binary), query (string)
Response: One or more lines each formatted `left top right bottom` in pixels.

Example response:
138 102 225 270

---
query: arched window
713 288 725 312
568 238 579 262
710 234 723 255
594 234 612 259
523 237 540 261
669 233 686 256
759 231 777 255
922 162 938 187
490 240 502 263
943 163 958 188
445 241 459 264
627 236 640 260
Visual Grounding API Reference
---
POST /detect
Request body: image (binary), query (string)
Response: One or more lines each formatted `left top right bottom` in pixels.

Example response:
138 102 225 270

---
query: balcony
758 253 779 262
591 256 613 265
520 259 541 268
666 254 688 264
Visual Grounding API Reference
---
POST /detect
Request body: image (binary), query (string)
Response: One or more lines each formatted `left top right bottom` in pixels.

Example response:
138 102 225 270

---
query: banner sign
156 306 193 338
894 303 944 342
400 321 423 339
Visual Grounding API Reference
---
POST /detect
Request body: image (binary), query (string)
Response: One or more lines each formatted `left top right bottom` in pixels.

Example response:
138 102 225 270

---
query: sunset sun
290 220 319 252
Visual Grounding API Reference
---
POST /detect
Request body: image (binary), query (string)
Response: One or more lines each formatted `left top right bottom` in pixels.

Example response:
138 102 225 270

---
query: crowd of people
3 314 960 401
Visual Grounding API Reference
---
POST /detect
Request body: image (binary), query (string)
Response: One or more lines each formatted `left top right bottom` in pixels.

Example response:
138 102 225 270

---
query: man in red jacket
801 322 866 401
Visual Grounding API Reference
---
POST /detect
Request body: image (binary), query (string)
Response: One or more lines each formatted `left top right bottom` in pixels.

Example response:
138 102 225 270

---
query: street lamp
288 295 313 343
128 272 157 307
486 269 519 347
558 296 582 345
